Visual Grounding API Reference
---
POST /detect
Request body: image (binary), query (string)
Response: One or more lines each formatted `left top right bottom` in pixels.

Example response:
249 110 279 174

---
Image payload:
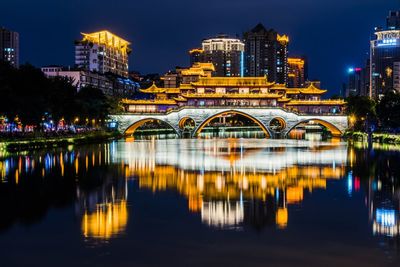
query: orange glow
82 201 128 239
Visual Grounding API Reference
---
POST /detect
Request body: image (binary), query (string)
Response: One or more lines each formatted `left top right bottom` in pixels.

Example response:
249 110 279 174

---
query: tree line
0 61 120 127
347 92 400 132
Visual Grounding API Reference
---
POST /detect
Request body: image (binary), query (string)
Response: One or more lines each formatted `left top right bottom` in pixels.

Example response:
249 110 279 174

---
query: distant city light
376 209 396 227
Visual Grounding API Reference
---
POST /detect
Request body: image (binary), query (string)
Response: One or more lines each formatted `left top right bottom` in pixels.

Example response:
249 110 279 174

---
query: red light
355 176 360 191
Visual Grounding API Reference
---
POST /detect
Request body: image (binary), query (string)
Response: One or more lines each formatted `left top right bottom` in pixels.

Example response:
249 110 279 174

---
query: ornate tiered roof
125 72 344 110
140 83 166 94
191 76 274 87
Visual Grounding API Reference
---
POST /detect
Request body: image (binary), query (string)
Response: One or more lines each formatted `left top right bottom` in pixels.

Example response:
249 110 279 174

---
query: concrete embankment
345 131 400 145
0 132 121 153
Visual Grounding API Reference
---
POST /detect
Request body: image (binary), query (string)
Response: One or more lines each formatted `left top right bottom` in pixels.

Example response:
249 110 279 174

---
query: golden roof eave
286 100 346 106
140 84 166 94
182 93 283 99
277 97 292 103
122 99 177 105
173 96 187 102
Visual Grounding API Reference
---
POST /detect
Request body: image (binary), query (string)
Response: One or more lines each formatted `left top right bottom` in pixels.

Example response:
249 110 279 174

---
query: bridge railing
114 105 345 116
118 108 345 117
114 105 346 117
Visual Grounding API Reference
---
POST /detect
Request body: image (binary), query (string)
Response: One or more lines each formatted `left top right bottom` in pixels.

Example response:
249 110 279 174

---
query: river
0 138 399 266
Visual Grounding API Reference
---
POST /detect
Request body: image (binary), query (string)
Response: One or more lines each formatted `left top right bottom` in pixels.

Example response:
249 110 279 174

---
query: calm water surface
0 139 399 267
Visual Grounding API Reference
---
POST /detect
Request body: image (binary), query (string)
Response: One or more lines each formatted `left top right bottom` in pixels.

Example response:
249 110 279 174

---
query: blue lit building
370 11 400 98
346 65 369 97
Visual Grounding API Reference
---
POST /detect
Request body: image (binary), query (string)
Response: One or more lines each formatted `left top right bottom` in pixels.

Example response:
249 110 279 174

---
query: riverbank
345 131 400 145
0 131 121 153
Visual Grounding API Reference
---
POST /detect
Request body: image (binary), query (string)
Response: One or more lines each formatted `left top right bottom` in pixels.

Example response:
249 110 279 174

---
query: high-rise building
0 27 19 68
346 68 363 97
198 35 245 77
287 57 307 88
243 23 289 84
370 11 400 98
75 30 131 78
387 11 400 29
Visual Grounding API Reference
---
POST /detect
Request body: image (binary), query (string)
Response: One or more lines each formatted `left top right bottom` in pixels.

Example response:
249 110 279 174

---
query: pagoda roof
299 84 327 95
140 83 166 94
191 76 274 87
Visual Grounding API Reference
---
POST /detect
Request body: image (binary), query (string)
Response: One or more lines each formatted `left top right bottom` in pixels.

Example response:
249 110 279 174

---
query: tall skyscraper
346 68 363 97
370 11 400 98
287 57 307 88
0 27 19 68
75 30 131 78
198 35 245 77
243 23 289 84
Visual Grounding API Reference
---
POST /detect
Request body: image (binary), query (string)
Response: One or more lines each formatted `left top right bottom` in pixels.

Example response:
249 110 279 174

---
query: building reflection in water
0 143 129 241
349 145 400 248
76 175 128 241
115 139 347 230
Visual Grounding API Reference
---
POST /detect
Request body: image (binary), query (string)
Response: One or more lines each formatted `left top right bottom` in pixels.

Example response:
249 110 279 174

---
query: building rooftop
81 30 131 50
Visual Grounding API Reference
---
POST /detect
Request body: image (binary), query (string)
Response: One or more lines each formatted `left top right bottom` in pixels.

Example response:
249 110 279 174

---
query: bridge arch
285 118 343 137
193 110 271 138
179 117 196 129
269 117 287 132
124 118 180 137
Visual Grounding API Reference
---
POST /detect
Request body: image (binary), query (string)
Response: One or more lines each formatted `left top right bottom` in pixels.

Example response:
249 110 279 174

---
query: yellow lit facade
288 57 306 88
75 30 131 78
122 63 345 115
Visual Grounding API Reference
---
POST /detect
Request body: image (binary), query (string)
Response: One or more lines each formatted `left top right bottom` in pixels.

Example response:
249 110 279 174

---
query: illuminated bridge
110 107 348 138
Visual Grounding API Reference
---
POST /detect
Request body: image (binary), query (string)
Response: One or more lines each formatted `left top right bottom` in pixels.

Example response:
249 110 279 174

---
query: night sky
1 0 399 95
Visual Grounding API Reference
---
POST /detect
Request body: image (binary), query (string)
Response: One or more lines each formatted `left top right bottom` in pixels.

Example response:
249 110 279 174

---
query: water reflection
0 144 128 242
348 146 400 253
1 138 400 255
76 173 128 241
117 139 347 230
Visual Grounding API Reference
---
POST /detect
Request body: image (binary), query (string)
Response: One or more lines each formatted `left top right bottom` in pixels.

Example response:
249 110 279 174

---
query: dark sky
1 0 399 95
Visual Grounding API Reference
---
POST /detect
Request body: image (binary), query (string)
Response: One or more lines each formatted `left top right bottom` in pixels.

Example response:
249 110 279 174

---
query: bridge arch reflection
193 110 272 138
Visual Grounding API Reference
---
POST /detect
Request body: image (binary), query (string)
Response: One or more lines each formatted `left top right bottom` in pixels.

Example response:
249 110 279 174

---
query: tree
75 86 110 122
0 61 116 130
346 95 377 131
376 91 400 129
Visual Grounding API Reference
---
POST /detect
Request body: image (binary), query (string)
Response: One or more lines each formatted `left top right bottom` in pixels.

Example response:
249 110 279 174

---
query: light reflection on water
117 139 347 230
0 139 399 265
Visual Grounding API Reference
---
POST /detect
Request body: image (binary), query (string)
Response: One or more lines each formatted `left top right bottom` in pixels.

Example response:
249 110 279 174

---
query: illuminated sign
375 30 400 40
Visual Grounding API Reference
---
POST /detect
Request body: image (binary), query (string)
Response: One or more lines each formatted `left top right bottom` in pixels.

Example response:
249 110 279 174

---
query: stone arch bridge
110 107 348 138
